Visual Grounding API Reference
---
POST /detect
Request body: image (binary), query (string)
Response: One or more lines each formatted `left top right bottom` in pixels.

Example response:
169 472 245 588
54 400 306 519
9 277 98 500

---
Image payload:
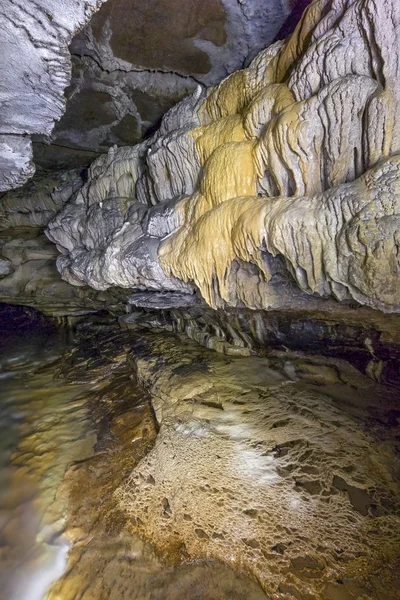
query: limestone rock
0 170 82 230
0 0 107 191
48 0 400 314
160 157 400 312
0 135 35 193
127 291 201 310
0 228 123 315
44 0 291 168
0 256 13 278
116 328 400 599
48 196 193 293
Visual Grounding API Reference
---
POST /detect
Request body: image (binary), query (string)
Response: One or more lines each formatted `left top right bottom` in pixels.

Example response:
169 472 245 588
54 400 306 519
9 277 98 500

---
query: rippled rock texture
47 0 400 314
116 326 400 600
0 307 270 600
120 300 400 387
0 227 128 316
0 0 108 191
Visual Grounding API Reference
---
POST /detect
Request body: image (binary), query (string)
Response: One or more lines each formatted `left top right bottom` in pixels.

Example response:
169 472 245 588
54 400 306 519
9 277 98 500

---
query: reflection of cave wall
44 0 290 165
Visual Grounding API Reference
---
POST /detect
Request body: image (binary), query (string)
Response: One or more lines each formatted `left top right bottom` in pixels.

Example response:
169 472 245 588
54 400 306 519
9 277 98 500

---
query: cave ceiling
0 0 306 189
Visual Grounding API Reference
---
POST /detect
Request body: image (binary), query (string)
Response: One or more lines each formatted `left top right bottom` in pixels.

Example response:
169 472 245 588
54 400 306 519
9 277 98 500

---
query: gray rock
0 256 13 277
0 169 82 229
44 0 291 168
0 135 35 193
0 0 107 190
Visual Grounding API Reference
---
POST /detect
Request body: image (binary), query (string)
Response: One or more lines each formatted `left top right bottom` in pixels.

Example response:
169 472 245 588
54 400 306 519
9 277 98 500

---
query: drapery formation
48 0 400 313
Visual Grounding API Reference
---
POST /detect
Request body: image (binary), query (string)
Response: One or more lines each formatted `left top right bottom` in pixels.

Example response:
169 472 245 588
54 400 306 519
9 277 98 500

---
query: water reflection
5 303 398 600
0 305 96 600
0 306 269 600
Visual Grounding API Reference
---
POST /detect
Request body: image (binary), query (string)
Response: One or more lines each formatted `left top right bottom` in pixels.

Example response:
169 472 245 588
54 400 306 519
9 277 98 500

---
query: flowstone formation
48 0 400 314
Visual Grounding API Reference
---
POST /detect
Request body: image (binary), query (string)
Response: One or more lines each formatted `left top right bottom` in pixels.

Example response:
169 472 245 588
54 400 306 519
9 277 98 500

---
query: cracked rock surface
44 0 291 164
48 0 400 314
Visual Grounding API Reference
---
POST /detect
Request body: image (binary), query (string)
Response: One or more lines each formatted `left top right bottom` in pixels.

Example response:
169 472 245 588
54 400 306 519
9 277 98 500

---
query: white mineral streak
47 0 400 313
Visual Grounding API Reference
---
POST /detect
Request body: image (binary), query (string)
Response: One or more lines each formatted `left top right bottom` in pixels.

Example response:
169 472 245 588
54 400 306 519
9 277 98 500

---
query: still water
0 306 97 600
0 306 269 600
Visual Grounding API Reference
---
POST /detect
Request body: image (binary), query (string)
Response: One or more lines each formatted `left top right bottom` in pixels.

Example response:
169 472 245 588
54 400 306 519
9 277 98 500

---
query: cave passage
1 0 400 597
0 306 271 600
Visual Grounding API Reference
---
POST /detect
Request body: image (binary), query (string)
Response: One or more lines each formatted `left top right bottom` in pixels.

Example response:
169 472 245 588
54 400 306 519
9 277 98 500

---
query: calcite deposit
116 326 400 600
47 0 400 314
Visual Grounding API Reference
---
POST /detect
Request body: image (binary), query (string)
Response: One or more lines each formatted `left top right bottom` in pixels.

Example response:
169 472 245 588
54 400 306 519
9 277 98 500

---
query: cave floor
0 311 399 600
0 311 268 600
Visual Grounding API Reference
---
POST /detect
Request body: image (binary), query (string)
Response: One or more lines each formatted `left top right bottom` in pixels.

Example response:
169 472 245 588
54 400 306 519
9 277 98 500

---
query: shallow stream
0 307 98 600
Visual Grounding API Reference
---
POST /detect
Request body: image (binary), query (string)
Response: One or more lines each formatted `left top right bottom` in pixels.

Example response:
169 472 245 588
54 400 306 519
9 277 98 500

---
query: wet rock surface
0 307 399 599
0 307 99 599
0 308 270 600
1 1 400 598
117 326 400 600
120 302 400 388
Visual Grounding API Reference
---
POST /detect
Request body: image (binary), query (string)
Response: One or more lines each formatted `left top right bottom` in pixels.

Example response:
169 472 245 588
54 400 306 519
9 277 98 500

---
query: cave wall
39 0 293 165
0 0 297 183
47 0 400 315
